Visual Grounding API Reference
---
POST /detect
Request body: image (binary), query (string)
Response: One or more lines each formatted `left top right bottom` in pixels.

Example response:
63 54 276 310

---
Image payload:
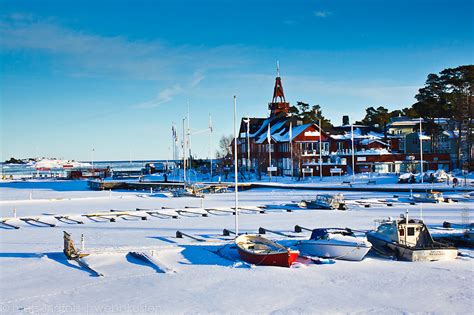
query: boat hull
367 232 458 262
235 234 299 267
297 240 371 261
237 247 299 267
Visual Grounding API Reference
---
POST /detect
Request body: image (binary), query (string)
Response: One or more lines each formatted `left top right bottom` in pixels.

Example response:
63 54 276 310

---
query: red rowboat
235 234 299 267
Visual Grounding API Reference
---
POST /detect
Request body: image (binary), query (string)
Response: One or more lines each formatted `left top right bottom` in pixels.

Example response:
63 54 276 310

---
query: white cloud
190 71 205 88
134 84 184 109
314 10 331 18
0 15 250 81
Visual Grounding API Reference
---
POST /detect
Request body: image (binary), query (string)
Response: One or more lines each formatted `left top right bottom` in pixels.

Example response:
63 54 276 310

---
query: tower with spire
268 61 290 116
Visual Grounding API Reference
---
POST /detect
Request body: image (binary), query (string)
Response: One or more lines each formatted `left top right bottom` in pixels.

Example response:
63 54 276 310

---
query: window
399 229 404 236
323 142 329 153
407 227 415 236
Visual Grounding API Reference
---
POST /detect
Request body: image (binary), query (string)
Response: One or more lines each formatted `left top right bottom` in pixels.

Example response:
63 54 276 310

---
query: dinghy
235 234 299 267
296 228 371 261
367 214 458 261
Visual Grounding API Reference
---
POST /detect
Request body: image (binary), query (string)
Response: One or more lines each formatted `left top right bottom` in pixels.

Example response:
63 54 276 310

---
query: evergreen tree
289 101 333 130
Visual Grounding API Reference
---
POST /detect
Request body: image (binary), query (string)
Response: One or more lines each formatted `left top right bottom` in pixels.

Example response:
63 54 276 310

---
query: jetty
88 180 252 192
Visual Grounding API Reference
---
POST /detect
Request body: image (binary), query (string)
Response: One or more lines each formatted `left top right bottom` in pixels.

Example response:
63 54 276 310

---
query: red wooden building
233 70 453 177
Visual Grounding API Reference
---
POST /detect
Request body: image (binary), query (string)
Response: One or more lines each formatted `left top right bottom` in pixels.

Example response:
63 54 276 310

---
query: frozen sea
0 178 472 314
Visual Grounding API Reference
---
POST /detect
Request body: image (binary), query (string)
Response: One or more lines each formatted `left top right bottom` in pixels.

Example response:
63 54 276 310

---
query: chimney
342 115 349 126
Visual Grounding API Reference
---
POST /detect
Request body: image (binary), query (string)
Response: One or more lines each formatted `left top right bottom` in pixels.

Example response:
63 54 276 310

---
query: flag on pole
267 123 271 143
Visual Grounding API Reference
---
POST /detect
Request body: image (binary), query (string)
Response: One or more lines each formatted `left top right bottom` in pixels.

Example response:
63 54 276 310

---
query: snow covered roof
241 114 318 144
441 130 458 139
330 128 383 141
360 139 389 146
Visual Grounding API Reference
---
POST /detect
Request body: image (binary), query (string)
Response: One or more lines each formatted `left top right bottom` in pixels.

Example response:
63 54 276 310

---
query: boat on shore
366 214 458 261
235 234 299 267
411 191 444 203
296 228 371 261
432 223 474 249
299 193 348 210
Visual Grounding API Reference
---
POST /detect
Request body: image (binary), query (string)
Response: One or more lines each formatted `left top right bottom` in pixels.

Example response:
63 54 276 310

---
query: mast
187 105 191 171
233 95 239 236
405 209 408 246
91 148 95 175
182 118 186 187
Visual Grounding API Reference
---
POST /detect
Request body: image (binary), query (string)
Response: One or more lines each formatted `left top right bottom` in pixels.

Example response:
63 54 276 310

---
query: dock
88 180 252 192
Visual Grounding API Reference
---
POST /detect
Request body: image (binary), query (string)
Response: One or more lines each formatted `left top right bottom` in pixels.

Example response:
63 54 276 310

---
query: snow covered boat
366 214 458 261
398 172 415 183
412 191 444 203
299 193 348 210
296 228 371 261
235 234 299 267
432 224 474 249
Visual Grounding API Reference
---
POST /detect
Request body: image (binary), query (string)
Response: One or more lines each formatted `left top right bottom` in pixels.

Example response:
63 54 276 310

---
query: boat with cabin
412 191 444 203
299 193 348 210
235 234 299 267
296 228 371 261
366 213 458 261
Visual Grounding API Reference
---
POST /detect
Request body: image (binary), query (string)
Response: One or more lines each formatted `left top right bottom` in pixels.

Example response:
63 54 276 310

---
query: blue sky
1 0 473 161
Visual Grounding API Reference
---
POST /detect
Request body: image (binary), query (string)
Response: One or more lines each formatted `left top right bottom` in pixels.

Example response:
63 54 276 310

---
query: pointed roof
268 63 290 116
272 77 286 103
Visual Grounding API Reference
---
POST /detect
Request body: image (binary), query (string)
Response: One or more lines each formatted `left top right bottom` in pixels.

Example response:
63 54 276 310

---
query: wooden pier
87 180 252 192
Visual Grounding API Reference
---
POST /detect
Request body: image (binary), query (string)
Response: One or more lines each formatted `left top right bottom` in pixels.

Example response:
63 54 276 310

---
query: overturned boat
297 228 371 261
235 234 299 267
299 193 348 210
367 214 458 261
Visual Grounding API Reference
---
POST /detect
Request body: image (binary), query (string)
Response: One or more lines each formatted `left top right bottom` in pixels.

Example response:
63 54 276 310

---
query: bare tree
216 134 233 159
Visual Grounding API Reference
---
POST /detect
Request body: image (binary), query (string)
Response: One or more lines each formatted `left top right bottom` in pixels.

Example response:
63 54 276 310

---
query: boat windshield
316 195 331 202
310 229 328 240
377 223 396 236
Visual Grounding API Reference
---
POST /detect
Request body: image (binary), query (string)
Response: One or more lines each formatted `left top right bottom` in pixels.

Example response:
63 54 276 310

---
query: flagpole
209 115 213 181
419 117 424 184
351 123 355 182
247 116 250 173
290 120 293 179
233 95 239 236
268 123 272 181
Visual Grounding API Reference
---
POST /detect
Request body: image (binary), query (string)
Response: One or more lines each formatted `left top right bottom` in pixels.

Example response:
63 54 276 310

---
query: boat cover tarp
310 229 328 240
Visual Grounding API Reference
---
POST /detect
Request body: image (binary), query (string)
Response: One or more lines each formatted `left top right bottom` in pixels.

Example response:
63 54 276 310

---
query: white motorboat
296 228 372 261
412 191 444 203
367 214 458 261
299 194 348 210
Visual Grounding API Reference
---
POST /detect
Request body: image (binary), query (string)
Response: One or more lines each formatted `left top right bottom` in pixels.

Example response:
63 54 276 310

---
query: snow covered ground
0 179 472 314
